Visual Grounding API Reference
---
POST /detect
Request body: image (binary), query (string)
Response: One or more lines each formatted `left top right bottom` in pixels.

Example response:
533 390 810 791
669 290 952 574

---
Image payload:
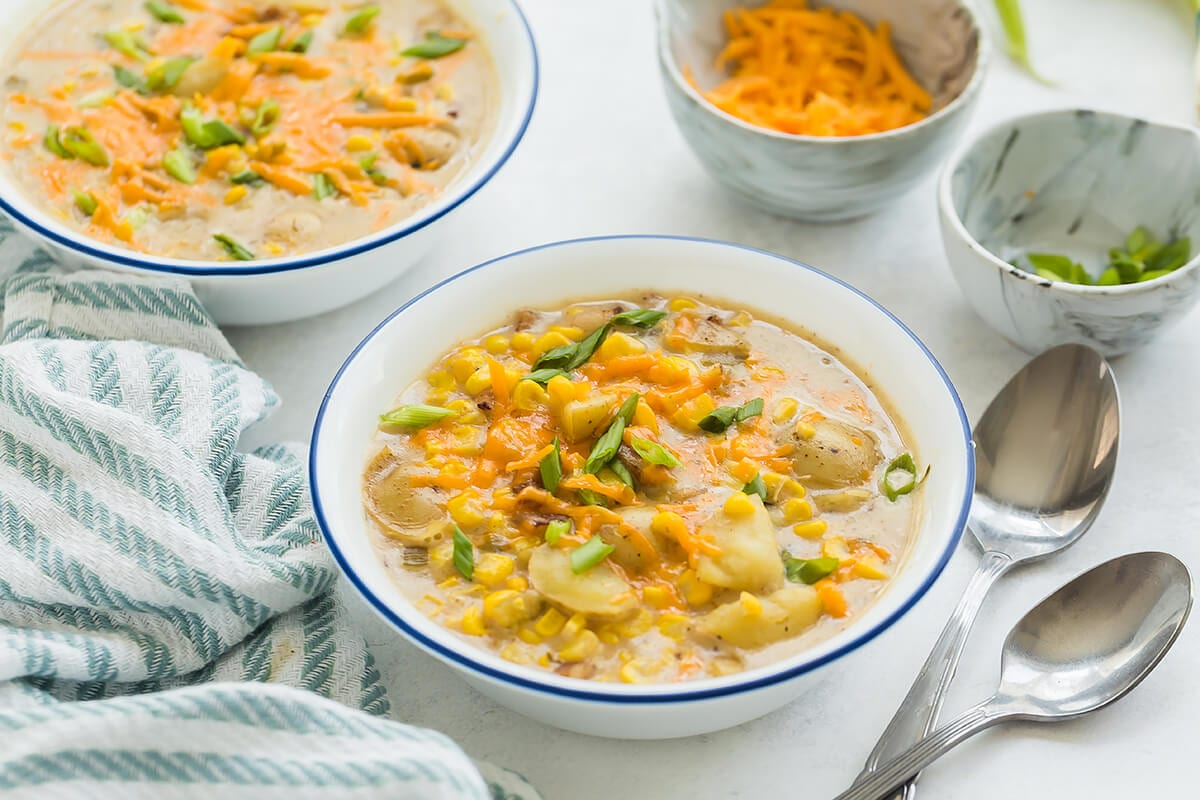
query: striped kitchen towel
0 223 537 800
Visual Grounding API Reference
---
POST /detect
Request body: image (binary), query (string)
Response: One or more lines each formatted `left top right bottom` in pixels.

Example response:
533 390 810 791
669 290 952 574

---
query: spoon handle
836 701 1007 800
858 548 1013 796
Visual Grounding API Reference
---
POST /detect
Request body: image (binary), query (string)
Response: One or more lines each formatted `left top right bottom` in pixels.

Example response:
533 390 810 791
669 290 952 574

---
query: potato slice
665 317 750 359
697 585 822 648
528 545 638 619
558 394 614 443
787 418 881 487
363 450 444 545
696 494 784 593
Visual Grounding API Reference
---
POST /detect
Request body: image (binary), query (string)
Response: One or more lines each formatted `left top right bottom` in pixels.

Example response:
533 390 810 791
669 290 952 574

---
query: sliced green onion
544 519 570 545
742 473 768 503
312 172 336 200
146 56 195 91
344 4 381 35
246 25 283 56
43 125 72 159
378 404 455 429
145 0 185 23
570 535 614 574
289 29 314 53
610 308 668 328
163 148 195 184
125 205 150 229
576 489 607 507
402 30 467 59
609 460 635 488
78 89 115 108
539 437 563 494
104 30 153 61
60 127 109 166
181 106 245 149
111 64 147 93
250 98 280 137
230 170 263 185
881 453 922 502
213 233 255 261
629 436 680 467
735 397 764 422
993 0 1050 84
71 189 97 216
359 153 388 185
782 553 839 585
452 524 474 580
534 322 610 371
584 393 638 474
522 368 569 386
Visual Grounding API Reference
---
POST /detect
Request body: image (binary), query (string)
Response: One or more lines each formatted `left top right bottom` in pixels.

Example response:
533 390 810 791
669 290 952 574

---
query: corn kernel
562 612 587 640
739 592 763 616
473 553 514 588
483 334 510 354
620 660 653 683
795 520 829 540
534 608 567 638
505 576 529 591
822 535 850 560
532 331 573 357
795 420 817 440
642 585 670 609
483 589 535 627
430 543 454 575
668 297 697 311
783 479 807 499
546 374 575 411
783 498 813 523
449 425 483 456
346 135 373 152
773 397 799 423
447 492 485 528
510 331 535 351
854 555 890 581
500 643 534 663
428 370 454 391
614 609 654 638
657 613 689 640
677 569 714 607
548 325 585 341
462 367 491 396
596 626 620 645
449 350 485 382
509 379 547 411
537 653 551 667
729 460 759 483
223 185 247 205
671 393 716 431
517 625 542 645
595 331 646 361
631 398 659 434
723 491 756 517
460 605 485 636
558 629 599 662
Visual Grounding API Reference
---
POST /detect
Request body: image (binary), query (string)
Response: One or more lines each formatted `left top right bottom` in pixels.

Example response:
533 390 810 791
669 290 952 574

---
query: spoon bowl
970 343 1120 562
999 551 1192 720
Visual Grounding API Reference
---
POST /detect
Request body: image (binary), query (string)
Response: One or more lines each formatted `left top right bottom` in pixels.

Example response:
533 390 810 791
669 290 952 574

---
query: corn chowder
364 296 925 683
0 0 496 260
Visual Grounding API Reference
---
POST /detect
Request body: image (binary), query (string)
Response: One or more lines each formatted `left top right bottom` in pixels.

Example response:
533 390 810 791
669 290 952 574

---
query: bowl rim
938 106 1200 294
655 0 989 145
0 0 539 278
309 234 974 704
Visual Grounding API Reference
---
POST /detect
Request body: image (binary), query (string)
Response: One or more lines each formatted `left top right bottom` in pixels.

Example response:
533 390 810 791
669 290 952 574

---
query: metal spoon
860 344 1120 798
837 551 1192 800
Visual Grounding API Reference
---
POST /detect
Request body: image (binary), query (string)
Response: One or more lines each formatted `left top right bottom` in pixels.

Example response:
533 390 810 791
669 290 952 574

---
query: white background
230 1 1200 797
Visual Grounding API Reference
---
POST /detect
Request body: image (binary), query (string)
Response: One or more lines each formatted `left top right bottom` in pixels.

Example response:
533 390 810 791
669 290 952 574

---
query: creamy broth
364 295 923 682
0 0 496 260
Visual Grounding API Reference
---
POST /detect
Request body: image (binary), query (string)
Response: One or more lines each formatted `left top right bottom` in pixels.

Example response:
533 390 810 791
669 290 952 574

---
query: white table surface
229 1 1200 797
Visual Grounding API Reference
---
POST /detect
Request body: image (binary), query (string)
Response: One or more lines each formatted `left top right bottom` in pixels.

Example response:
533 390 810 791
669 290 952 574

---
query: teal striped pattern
0 229 536 800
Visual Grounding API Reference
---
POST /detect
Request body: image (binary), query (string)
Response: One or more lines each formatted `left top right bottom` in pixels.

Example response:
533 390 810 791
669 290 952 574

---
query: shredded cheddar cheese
694 0 933 137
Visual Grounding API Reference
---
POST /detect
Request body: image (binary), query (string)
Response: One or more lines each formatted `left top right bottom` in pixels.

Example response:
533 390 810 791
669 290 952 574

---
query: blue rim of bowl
0 1 538 278
310 234 974 704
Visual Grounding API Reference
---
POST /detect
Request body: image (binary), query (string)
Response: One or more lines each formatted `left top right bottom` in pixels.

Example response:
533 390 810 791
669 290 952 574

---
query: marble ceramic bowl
655 0 986 221
939 108 1200 357
311 235 974 739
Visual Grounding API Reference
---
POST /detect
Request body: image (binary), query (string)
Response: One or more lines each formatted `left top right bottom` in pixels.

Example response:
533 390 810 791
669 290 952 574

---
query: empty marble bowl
939 108 1200 357
655 0 985 221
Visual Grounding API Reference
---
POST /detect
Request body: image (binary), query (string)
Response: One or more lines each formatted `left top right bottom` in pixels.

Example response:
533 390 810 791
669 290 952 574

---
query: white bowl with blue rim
0 0 537 327
939 108 1200 357
310 235 973 739
656 0 987 222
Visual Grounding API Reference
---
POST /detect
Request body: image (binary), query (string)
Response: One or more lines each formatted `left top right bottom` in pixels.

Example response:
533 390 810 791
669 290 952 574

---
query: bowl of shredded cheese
656 0 986 221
